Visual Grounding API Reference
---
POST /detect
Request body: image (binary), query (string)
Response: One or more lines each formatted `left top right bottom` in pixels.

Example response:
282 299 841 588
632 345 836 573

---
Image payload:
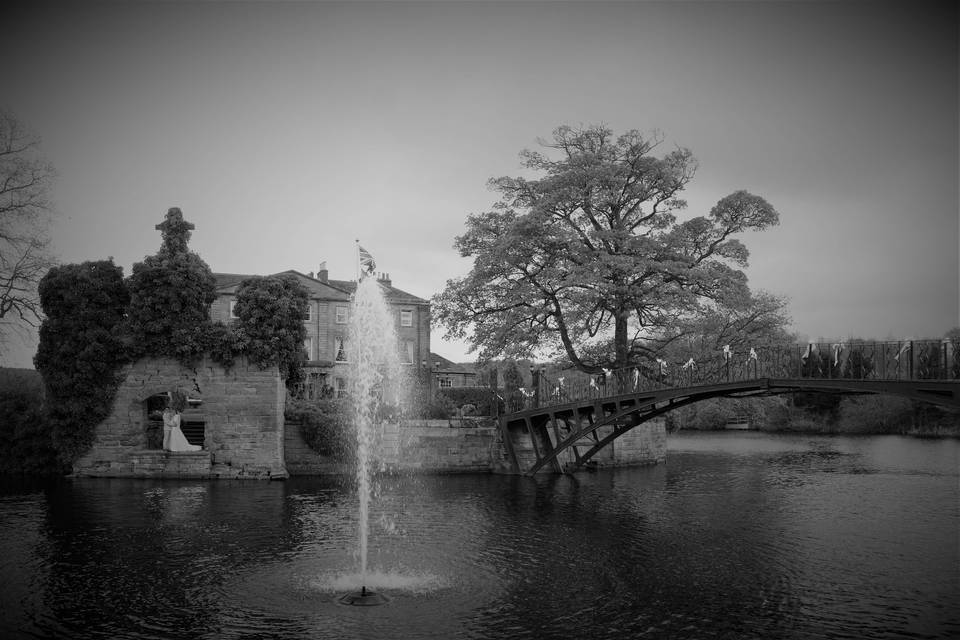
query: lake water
1 432 957 639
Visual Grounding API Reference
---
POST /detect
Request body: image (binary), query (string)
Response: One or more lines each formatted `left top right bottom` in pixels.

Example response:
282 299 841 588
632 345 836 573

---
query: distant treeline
0 368 63 474
667 393 960 437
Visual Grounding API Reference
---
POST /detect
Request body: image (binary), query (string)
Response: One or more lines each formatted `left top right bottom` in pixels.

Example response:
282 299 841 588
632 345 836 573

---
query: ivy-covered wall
73 356 286 479
33 208 308 471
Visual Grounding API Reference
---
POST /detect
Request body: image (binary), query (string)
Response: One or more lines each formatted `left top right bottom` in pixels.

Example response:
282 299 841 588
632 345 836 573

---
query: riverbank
673 424 960 438
668 393 960 438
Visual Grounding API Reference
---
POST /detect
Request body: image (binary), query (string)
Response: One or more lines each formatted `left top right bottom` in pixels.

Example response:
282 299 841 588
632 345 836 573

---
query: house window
300 371 329 400
335 336 347 362
335 305 348 324
439 378 453 388
303 304 313 322
229 300 239 319
335 377 347 398
399 339 414 364
303 337 313 360
400 309 413 327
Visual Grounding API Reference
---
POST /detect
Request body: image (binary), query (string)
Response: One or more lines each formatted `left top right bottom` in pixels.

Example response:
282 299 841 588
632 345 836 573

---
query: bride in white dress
162 406 201 452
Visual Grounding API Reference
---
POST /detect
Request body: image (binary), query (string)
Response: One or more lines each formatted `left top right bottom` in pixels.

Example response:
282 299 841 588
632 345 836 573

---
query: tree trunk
614 311 629 370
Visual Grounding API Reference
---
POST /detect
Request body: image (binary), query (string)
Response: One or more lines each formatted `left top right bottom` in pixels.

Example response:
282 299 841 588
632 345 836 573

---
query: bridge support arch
498 378 960 476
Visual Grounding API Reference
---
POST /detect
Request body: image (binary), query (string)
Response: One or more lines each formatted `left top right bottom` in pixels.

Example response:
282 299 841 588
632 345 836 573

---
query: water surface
1 432 957 639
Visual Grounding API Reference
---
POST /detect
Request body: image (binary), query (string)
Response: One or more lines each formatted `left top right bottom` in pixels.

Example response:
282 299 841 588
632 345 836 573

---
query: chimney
377 272 392 287
317 261 328 282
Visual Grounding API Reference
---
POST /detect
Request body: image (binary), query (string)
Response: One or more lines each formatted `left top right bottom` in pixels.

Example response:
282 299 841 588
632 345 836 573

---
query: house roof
213 270 428 305
214 271 351 301
327 278 429 305
429 353 478 374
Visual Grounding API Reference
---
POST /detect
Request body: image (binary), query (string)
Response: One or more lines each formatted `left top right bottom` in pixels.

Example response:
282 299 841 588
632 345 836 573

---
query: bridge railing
502 340 958 413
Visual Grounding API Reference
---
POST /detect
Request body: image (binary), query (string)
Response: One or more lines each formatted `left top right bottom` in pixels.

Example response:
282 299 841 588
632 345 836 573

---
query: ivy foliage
234 275 309 388
33 208 311 467
124 208 218 364
34 259 129 465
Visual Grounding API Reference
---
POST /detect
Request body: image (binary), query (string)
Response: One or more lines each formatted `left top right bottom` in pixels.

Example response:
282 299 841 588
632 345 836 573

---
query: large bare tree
0 110 56 351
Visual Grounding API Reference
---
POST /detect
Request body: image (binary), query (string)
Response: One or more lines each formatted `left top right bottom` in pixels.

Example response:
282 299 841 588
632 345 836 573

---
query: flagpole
355 239 360 282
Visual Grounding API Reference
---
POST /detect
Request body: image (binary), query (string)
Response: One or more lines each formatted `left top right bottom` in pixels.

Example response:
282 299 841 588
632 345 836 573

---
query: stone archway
144 392 168 449
139 389 206 451
73 356 287 478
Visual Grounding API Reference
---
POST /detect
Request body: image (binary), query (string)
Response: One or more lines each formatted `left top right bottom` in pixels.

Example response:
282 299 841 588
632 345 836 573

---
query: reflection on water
0 433 957 639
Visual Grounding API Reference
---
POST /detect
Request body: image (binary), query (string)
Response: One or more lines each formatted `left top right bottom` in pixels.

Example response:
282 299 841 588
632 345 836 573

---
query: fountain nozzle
338 585 389 606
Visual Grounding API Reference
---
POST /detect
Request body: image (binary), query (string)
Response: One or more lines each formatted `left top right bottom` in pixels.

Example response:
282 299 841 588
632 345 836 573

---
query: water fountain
337 274 402 606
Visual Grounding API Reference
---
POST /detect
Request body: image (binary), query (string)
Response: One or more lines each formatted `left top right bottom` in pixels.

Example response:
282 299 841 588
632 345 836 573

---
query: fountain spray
338 273 400 606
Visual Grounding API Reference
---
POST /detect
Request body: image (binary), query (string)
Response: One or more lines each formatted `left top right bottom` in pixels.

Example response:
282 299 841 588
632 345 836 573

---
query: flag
358 245 376 275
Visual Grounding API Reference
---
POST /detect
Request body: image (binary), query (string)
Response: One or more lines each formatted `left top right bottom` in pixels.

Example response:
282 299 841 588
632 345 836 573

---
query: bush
286 398 355 460
837 395 914 434
438 387 499 415
405 385 458 419
0 377 62 474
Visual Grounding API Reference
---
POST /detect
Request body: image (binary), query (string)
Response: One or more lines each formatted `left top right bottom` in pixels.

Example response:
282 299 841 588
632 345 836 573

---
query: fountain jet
339 274 402 606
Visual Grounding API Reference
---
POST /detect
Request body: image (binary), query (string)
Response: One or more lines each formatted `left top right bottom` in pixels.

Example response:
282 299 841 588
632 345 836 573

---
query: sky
2 0 957 367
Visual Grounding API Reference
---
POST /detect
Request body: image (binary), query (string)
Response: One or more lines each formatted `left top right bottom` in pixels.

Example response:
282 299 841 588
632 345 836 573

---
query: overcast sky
3 0 957 367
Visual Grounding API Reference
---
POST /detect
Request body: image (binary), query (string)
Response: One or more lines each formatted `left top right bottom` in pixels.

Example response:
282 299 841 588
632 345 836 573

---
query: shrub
286 398 355 460
0 373 62 474
438 387 499 415
837 395 914 434
406 385 458 419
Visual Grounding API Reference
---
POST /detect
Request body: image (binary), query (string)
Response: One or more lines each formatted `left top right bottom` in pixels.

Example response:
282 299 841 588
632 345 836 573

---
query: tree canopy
233 275 309 387
434 125 783 373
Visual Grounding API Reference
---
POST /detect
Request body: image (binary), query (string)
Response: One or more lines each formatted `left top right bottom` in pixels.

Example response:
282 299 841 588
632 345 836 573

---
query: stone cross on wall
155 207 195 254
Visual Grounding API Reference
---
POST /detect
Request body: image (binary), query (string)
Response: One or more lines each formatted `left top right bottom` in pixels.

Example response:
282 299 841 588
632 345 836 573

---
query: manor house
211 264 431 397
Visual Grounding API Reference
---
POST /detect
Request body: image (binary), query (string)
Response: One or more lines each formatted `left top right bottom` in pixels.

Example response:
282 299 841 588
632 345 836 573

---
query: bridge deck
495 341 960 476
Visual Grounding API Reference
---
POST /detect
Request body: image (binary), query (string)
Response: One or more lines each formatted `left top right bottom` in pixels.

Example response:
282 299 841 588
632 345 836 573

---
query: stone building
211 264 431 397
72 356 287 479
428 352 480 388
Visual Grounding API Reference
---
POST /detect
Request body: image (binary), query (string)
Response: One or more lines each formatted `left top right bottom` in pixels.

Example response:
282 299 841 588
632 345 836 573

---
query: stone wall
611 419 668 465
73 356 286 479
284 418 498 475
283 418 350 476
283 417 664 475
380 420 498 473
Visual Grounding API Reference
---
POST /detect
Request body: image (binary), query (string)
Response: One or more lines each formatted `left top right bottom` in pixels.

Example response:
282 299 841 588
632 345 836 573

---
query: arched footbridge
497 340 960 475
